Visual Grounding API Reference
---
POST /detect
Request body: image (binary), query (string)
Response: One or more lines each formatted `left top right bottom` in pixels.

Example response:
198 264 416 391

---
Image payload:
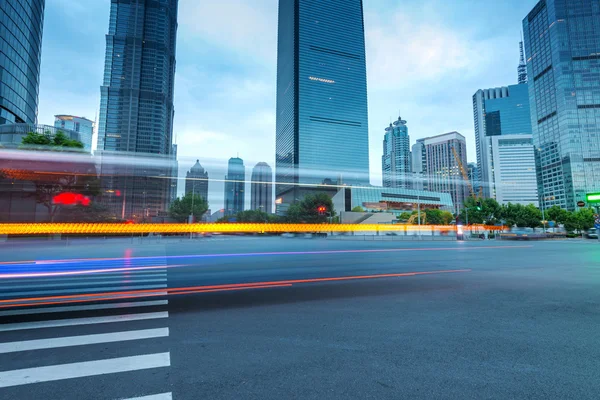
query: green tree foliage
168 193 208 222
425 209 455 225
564 208 595 233
546 205 569 226
351 205 365 212
459 197 502 224
285 192 335 223
397 212 412 222
63 203 119 223
21 131 84 149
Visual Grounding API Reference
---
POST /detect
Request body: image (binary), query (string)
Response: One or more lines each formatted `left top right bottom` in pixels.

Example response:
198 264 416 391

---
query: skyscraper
96 0 179 221
424 132 469 213
224 157 245 216
54 115 94 152
0 0 44 125
185 160 208 201
491 134 539 206
251 162 273 213
382 116 411 189
275 0 370 202
97 0 178 154
411 138 427 191
518 40 528 85
473 83 531 198
523 0 600 210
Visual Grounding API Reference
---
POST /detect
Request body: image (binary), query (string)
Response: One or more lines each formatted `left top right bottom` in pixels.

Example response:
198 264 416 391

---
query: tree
351 206 365 212
17 131 89 221
168 193 208 222
397 212 412 222
21 130 84 150
285 192 335 223
564 208 595 234
546 205 568 226
520 204 543 229
459 197 501 224
63 203 119 223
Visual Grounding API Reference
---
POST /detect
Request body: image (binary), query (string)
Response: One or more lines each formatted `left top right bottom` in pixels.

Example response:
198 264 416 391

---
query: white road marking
0 352 171 388
120 392 173 400
0 299 168 317
0 311 168 332
0 278 166 291
0 328 169 354
3 284 167 297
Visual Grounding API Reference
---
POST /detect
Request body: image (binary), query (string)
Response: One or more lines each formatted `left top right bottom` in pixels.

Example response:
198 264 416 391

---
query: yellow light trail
0 223 505 235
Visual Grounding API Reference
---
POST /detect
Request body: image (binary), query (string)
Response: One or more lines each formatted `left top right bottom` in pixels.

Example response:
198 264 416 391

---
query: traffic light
476 200 482 211
317 206 326 215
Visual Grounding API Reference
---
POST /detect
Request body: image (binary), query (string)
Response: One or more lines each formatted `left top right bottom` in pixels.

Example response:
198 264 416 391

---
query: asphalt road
1 237 600 399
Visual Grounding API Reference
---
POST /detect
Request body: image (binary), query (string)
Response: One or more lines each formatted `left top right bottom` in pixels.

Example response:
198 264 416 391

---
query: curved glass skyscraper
0 0 44 125
275 0 370 201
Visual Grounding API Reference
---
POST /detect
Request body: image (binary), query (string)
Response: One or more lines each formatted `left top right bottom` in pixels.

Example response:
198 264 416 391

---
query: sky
38 0 538 210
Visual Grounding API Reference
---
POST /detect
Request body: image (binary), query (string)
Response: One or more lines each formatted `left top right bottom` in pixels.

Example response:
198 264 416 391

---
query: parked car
586 228 598 239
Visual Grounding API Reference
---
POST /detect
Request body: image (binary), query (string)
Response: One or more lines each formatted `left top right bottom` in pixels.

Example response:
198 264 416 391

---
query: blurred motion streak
0 269 470 308
0 223 505 235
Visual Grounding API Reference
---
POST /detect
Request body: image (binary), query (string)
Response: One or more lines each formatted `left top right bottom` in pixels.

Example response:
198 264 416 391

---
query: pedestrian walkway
0 254 173 399
0 298 172 399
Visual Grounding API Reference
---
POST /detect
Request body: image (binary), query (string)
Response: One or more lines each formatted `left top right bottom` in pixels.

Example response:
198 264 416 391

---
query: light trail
0 269 471 308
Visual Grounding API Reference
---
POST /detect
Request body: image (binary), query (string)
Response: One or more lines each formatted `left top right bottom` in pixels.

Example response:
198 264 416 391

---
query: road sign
577 200 586 207
586 192 600 203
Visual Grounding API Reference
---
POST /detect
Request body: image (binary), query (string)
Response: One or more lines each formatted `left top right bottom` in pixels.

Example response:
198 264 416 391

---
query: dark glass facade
97 0 178 155
224 157 245 216
473 84 532 198
523 0 600 210
275 0 370 198
0 0 44 125
251 162 273 213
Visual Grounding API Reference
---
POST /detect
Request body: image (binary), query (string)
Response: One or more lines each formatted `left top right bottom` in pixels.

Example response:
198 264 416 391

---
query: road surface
1 237 599 399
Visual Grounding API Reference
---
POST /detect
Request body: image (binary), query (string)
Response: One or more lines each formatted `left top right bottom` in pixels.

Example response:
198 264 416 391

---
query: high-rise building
424 132 469 213
473 83 531 198
0 0 44 125
96 0 179 220
467 162 481 197
185 159 208 201
382 116 411 189
251 162 273 213
97 0 178 154
518 40 528 85
275 0 370 203
491 134 539 206
54 115 94 152
224 157 245 216
411 138 427 191
523 0 600 210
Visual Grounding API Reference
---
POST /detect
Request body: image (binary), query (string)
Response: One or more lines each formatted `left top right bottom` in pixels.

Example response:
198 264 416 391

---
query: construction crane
451 146 482 199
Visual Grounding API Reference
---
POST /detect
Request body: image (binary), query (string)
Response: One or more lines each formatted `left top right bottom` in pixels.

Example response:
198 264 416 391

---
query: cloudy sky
38 0 538 208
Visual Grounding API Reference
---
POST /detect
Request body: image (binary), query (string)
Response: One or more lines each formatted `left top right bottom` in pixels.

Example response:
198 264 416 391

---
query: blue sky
38 0 538 206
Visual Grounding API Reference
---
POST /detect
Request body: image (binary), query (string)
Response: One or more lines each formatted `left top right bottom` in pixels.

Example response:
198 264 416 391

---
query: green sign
586 193 600 203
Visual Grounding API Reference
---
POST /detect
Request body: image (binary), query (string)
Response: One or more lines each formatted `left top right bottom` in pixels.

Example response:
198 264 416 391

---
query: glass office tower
97 0 178 155
523 0 600 210
0 0 44 125
224 157 245 216
473 84 532 198
382 116 411 189
275 0 370 201
96 0 179 221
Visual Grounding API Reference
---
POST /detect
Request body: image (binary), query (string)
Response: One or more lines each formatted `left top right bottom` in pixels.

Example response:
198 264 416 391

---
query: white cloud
178 0 278 64
365 11 484 90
